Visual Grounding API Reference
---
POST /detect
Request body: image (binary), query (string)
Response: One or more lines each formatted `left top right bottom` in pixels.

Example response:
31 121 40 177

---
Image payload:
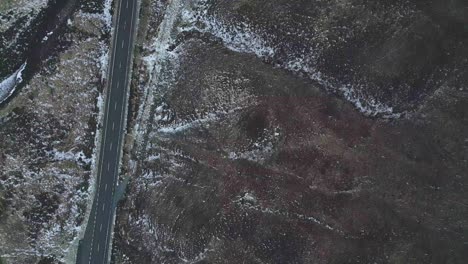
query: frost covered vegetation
114 0 468 263
0 0 47 80
0 0 112 263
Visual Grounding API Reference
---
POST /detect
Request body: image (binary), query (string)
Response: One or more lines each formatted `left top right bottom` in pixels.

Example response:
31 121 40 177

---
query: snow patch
181 10 274 58
99 44 110 81
48 149 92 165
0 62 27 104
158 112 217 134
339 85 401 118
157 107 245 134
42 31 54 43
103 0 113 29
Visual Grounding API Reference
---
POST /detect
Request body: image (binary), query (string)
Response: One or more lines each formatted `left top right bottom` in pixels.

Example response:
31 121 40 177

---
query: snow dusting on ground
0 1 112 263
0 0 48 32
180 0 401 117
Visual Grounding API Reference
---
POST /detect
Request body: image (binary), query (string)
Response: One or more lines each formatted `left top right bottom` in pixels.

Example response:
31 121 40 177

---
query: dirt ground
113 0 468 263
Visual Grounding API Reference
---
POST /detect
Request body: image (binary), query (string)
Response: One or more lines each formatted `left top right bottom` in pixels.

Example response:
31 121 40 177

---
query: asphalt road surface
77 0 138 263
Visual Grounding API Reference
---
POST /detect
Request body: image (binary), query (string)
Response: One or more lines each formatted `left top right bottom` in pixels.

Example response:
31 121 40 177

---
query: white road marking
121 40 125 48
107 163 110 171
110 142 113 151
100 223 103 232
102 203 105 211
112 122 115 131
97 244 100 252
115 101 118 110
126 0 129 9
105 184 108 191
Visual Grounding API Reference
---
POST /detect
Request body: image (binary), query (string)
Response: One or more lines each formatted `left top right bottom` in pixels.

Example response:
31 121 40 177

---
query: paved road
78 0 138 263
